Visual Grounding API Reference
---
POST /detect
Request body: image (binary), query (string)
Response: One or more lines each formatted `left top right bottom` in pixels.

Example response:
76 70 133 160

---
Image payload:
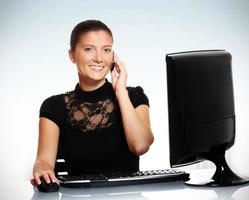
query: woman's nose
93 52 103 63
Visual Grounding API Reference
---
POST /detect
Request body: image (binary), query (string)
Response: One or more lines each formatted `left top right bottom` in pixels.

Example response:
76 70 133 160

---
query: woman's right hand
31 160 60 186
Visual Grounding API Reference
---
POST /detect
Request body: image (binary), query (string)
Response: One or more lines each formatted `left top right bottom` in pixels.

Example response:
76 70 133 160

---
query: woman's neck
78 76 106 92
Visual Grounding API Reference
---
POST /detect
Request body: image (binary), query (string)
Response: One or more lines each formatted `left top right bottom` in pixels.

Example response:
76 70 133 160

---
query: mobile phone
111 62 115 72
111 51 115 71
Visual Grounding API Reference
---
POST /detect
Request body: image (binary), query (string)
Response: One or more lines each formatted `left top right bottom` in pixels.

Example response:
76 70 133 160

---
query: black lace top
39 80 149 175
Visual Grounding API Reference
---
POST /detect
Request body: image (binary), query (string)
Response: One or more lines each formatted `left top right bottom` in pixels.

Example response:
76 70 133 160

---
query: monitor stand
184 152 249 186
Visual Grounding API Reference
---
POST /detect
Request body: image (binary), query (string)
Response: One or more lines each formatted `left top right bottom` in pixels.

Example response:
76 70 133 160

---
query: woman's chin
90 72 108 81
87 76 106 84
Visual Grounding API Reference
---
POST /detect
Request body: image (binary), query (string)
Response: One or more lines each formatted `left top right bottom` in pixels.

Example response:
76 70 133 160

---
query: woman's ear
68 49 76 63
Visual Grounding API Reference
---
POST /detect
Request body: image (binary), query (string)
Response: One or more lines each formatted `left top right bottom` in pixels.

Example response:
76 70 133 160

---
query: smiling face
69 30 113 90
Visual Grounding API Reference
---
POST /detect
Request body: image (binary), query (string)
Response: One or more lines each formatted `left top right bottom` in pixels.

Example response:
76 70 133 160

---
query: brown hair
70 20 113 51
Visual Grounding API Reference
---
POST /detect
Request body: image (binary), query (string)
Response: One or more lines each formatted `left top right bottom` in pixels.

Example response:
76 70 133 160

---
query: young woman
31 20 154 186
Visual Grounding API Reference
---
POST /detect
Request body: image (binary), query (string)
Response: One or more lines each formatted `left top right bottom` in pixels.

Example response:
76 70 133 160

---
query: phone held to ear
111 62 115 72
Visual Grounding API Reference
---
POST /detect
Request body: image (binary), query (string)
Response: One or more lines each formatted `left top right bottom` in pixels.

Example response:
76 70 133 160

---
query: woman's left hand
111 53 128 96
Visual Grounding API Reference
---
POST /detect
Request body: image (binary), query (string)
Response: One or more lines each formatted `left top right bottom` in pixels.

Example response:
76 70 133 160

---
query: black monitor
166 50 249 186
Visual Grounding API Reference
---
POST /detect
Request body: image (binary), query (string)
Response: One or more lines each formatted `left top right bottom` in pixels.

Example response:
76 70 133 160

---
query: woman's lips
89 65 104 71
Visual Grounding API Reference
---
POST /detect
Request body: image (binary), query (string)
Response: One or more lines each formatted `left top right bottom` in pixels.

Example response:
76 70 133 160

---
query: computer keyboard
57 169 189 188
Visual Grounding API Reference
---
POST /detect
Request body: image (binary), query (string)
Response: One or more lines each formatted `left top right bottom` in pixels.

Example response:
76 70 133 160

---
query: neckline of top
74 79 113 100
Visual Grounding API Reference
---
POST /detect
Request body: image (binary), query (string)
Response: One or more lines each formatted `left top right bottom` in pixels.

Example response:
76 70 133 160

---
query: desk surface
3 170 249 200
3 180 249 200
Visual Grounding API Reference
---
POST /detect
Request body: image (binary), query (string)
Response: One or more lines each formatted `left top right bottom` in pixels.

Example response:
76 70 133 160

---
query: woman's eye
104 48 112 53
84 48 92 52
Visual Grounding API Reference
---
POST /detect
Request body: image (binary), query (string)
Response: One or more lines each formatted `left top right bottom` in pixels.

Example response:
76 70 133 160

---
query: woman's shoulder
41 88 75 103
39 93 68 127
126 85 149 107
40 89 74 110
127 85 145 94
41 93 65 105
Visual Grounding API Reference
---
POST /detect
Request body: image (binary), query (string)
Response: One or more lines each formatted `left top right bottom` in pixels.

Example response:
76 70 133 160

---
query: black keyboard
58 169 189 188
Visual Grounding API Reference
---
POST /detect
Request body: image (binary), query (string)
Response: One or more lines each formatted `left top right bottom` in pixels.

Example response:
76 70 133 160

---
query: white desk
4 180 249 200
3 170 249 200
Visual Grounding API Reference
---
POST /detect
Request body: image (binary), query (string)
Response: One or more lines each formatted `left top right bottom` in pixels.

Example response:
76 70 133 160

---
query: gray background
0 0 248 185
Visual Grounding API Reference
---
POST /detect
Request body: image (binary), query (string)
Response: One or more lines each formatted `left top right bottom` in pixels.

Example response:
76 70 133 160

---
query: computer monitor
166 50 249 186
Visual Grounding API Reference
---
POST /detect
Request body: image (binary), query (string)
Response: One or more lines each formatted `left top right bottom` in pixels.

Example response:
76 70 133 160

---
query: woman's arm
117 92 154 155
111 54 154 155
32 117 60 185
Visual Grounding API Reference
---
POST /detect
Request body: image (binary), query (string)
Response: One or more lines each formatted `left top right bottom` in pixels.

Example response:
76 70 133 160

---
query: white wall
0 0 249 182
